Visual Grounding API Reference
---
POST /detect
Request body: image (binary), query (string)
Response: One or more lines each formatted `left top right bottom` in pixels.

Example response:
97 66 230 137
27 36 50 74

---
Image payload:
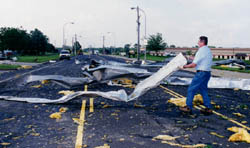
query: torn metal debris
0 53 187 103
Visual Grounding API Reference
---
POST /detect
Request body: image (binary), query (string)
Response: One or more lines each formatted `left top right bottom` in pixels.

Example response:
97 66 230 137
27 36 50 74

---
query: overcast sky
1 0 250 48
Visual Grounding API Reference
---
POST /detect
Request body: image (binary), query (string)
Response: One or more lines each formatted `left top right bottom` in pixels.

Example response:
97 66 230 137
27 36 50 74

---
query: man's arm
183 63 196 69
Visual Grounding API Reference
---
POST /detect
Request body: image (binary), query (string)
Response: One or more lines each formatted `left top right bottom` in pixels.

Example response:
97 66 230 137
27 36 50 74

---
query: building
165 48 250 60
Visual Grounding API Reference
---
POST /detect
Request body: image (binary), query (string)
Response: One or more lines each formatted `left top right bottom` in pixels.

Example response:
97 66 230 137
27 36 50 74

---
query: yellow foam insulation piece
134 103 144 108
241 121 247 124
153 135 180 141
153 135 206 148
227 127 250 143
41 80 49 84
111 78 135 88
58 90 75 96
0 143 11 146
168 94 203 107
210 132 224 138
233 113 246 118
59 107 68 113
95 143 110 148
21 65 32 69
168 97 186 107
31 85 42 88
193 94 203 105
49 112 62 119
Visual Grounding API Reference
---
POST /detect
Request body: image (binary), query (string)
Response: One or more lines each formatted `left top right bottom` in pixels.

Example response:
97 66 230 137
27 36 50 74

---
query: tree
170 44 176 48
0 27 55 55
30 29 48 55
124 44 130 53
146 33 167 52
0 27 30 53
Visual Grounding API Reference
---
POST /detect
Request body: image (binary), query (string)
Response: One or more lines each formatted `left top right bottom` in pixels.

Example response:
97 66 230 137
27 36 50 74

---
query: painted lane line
75 100 87 148
89 98 94 113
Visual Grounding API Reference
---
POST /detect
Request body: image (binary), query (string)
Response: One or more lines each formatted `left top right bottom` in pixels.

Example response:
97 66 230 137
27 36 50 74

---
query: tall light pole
131 6 141 61
131 7 147 61
102 35 105 54
62 22 74 50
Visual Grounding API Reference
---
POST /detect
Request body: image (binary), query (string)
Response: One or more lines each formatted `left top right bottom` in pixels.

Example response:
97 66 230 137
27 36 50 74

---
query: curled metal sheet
25 75 93 89
0 53 187 103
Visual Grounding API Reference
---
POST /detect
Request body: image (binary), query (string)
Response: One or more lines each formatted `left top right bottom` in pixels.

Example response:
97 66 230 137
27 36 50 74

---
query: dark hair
199 36 208 45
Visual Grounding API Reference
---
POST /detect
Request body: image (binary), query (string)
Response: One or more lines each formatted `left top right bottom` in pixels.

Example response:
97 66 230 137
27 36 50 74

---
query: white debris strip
0 53 187 103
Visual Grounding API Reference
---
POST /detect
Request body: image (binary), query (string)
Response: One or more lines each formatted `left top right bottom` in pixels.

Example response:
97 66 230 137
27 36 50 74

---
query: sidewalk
0 60 40 66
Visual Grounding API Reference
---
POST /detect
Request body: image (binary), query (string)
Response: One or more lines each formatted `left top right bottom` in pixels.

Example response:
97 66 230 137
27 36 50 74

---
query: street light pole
62 22 74 50
132 6 145 61
102 35 105 54
136 6 141 61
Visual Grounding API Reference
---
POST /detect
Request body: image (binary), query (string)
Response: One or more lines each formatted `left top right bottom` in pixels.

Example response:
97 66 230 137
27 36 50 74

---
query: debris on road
0 53 187 103
152 134 207 148
228 127 250 143
49 112 62 119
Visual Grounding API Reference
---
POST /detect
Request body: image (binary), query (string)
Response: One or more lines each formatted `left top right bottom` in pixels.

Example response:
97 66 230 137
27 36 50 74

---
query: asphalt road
0 55 250 148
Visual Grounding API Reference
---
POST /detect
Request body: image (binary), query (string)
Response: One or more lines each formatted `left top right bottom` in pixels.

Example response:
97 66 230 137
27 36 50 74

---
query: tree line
0 27 56 55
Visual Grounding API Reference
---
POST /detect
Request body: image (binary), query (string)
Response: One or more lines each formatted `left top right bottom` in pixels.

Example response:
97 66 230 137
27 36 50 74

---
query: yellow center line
160 85 250 131
89 98 94 113
75 100 86 148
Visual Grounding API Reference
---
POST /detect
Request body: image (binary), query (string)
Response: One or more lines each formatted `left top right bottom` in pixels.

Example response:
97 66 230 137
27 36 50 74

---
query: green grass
244 60 250 65
16 54 59 63
0 64 21 70
125 54 169 62
212 66 250 73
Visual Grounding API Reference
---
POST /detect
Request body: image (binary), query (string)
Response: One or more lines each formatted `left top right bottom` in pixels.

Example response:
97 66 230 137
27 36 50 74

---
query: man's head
198 36 208 47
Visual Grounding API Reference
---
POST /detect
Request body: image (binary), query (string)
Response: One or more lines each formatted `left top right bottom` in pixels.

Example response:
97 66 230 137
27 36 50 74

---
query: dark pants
186 71 211 109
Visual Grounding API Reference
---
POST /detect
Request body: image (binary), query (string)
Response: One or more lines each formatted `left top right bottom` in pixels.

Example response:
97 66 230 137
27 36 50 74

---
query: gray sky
1 0 250 48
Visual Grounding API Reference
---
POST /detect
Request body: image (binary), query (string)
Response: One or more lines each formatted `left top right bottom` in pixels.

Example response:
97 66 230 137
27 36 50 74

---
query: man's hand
178 66 184 70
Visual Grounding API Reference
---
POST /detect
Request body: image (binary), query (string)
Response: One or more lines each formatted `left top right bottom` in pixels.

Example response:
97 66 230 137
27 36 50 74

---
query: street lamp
131 6 147 61
62 22 74 50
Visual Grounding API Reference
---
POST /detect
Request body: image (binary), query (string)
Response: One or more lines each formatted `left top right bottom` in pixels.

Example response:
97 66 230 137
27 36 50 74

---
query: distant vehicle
169 52 176 57
4 50 13 60
59 50 71 60
163 52 171 57
0 51 5 60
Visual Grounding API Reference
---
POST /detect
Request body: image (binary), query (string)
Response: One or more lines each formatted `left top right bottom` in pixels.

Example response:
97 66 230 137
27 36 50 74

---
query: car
59 50 71 60
0 51 5 60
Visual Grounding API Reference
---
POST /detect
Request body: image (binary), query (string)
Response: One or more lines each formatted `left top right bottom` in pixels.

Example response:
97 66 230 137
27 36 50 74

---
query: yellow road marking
160 85 250 131
89 98 94 113
75 100 86 148
84 85 88 92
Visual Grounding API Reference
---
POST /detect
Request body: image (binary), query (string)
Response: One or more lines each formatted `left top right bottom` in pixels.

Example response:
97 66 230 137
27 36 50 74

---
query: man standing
180 36 213 115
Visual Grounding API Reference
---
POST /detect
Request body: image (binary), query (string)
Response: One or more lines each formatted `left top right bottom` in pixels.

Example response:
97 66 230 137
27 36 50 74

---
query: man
180 36 213 115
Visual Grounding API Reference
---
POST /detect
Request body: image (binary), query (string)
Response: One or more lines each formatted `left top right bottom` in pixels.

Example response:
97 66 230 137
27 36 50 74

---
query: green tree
0 27 30 53
146 33 167 52
30 28 48 55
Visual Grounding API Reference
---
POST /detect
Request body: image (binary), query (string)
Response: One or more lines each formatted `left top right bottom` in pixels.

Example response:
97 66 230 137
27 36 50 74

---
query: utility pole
75 34 77 55
102 36 105 54
136 6 141 61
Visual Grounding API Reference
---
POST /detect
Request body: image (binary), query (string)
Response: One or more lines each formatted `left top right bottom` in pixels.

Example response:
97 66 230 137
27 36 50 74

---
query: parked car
4 50 13 60
0 51 5 60
59 50 71 60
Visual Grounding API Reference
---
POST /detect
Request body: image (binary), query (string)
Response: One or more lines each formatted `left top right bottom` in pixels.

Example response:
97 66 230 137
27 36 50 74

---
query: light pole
62 22 74 50
131 6 147 61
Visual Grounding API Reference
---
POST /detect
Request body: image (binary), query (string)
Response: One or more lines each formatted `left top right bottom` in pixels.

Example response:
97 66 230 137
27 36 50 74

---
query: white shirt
193 46 213 71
